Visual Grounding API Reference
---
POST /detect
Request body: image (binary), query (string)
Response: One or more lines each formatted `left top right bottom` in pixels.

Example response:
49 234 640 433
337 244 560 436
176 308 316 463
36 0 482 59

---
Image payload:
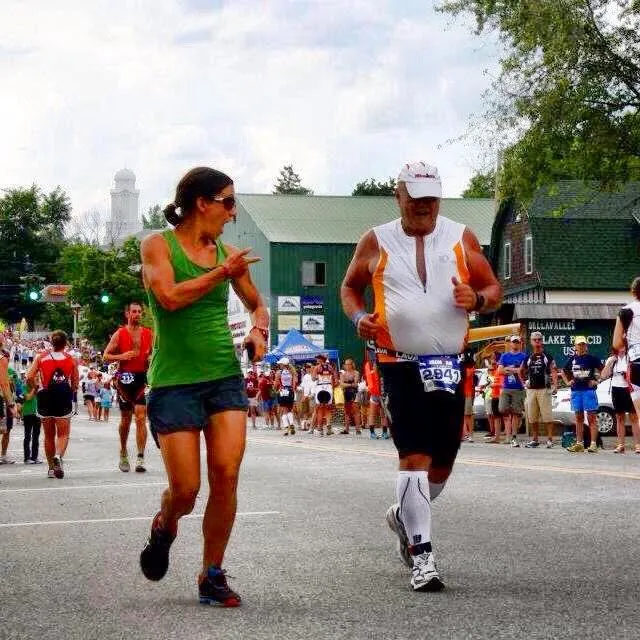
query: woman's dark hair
51 330 68 350
631 277 640 300
163 167 233 226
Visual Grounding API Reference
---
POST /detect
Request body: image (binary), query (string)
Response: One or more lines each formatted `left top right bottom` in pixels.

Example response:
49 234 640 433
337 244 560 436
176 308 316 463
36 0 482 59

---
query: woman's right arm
141 234 228 312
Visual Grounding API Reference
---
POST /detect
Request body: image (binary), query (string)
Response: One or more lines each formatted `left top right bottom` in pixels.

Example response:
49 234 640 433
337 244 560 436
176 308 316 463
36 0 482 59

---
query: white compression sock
429 481 446 501
396 471 432 549
286 412 294 427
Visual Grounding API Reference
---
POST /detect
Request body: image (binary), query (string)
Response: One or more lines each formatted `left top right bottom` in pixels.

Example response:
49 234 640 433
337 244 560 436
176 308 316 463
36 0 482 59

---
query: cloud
0 0 499 219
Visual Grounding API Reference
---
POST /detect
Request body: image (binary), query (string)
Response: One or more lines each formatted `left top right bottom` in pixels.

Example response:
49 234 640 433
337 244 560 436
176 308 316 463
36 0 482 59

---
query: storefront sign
302 296 324 313
277 296 300 313
301 315 324 332
526 319 613 364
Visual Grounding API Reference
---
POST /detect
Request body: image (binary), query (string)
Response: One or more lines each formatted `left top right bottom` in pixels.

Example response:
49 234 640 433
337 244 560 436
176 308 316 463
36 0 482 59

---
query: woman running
313 354 336 436
139 167 268 607
27 330 78 479
275 357 297 436
339 358 361 434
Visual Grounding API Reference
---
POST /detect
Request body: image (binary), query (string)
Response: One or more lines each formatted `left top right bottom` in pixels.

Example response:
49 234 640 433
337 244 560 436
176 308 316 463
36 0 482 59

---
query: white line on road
0 481 166 494
0 511 280 529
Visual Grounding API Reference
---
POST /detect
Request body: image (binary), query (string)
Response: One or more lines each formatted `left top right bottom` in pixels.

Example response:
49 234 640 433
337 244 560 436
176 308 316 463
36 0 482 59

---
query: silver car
552 381 625 436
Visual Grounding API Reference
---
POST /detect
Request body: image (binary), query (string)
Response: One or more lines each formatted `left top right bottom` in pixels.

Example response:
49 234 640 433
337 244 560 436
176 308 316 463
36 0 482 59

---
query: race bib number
417 356 462 394
119 372 135 385
507 374 517 385
279 388 291 398
628 344 640 362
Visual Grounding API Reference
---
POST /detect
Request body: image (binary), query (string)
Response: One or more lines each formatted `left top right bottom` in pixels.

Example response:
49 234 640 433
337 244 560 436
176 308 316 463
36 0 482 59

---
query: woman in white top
601 349 640 454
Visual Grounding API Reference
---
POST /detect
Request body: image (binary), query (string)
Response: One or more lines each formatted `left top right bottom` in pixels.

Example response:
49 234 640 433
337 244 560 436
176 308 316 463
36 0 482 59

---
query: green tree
352 178 397 196
143 204 167 229
462 170 495 198
60 238 147 346
0 185 71 323
438 0 640 201
273 165 313 195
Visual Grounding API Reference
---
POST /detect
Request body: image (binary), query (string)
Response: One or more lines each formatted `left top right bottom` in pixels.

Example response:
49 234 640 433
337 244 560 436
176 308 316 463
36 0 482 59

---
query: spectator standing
601 349 640 454
521 331 558 448
22 382 42 463
498 336 527 447
562 336 603 453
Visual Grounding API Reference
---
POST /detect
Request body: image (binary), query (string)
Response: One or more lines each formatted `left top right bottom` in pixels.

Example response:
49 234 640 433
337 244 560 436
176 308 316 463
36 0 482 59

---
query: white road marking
0 511 280 528
0 481 166 494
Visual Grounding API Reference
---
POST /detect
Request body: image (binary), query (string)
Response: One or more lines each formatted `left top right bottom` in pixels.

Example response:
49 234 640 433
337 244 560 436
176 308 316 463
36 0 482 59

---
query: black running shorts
37 386 73 419
380 361 464 467
278 387 295 409
115 371 148 412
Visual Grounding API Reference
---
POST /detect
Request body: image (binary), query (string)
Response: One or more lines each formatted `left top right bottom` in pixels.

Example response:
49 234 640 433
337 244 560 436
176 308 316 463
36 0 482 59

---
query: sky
0 0 500 220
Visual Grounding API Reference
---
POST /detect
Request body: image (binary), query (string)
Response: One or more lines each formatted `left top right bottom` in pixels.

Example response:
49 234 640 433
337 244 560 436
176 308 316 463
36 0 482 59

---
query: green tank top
147 230 241 388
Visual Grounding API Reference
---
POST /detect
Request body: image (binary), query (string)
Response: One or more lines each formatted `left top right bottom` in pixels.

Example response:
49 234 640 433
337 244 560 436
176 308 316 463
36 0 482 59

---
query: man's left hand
452 277 478 311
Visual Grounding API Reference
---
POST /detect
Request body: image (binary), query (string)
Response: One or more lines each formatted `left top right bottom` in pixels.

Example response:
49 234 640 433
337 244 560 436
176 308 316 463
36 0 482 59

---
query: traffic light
19 275 43 302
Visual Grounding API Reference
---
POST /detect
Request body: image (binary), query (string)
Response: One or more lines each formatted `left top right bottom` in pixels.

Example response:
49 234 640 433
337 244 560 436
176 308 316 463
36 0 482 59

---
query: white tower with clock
108 168 141 242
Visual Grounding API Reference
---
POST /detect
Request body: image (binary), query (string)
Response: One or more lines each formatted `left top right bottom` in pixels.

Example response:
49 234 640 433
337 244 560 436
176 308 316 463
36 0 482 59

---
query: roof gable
236 194 495 245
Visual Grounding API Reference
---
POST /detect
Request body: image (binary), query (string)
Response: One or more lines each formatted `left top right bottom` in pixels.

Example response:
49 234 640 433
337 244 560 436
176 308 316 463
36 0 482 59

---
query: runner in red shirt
245 369 259 430
26 330 79 479
103 301 153 473
258 372 277 428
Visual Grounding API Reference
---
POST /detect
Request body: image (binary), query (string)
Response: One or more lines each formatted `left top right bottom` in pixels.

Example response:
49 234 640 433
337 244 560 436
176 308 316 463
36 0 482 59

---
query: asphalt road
1 413 639 640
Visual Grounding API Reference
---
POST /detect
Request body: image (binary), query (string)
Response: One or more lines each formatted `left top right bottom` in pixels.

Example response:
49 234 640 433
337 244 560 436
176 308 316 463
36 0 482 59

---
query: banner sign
301 315 324 332
278 315 300 331
304 334 325 349
277 296 300 313
301 295 324 313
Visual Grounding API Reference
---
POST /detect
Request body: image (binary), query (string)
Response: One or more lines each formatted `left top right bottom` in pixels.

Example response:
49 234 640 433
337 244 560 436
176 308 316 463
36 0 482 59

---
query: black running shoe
199 566 241 607
140 512 175 581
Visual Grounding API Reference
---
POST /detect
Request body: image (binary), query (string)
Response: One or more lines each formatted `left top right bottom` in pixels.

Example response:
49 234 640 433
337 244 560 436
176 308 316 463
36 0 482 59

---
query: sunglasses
212 195 237 211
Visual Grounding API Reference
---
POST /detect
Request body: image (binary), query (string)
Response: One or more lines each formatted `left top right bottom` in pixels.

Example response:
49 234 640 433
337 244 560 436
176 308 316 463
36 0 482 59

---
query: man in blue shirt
498 336 527 447
561 336 603 453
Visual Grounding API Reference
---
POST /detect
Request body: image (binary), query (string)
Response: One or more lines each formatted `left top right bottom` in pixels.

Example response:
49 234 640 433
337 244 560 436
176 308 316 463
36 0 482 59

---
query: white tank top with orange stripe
372 216 469 356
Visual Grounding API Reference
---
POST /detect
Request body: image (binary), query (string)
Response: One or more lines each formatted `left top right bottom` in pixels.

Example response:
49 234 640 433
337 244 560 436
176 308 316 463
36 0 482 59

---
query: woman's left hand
244 329 266 363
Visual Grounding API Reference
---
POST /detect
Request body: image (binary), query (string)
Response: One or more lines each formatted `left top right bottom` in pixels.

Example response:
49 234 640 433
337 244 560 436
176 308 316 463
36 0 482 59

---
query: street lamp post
70 303 81 347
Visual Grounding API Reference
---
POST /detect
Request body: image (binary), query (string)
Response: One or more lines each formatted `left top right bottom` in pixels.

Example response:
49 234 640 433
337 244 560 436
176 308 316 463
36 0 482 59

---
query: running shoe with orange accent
53 455 64 479
199 566 241 607
140 512 176 581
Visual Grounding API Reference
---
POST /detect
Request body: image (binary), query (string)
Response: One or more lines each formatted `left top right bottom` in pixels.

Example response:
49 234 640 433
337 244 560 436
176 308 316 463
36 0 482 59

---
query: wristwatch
473 292 485 312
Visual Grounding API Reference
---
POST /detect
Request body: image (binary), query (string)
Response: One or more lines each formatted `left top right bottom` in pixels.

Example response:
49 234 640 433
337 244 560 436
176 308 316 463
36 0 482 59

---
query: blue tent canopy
263 329 339 364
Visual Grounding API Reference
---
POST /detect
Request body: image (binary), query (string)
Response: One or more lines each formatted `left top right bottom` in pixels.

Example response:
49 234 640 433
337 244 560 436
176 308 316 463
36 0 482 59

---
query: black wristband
473 292 485 312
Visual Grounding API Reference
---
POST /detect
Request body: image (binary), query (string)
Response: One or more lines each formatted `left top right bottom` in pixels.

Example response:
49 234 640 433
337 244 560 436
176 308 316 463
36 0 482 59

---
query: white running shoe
385 504 412 568
411 552 445 592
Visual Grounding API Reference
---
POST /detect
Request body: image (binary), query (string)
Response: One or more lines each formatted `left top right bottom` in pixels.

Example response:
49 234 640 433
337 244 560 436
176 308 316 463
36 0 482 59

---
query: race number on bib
628 344 640 362
119 372 135 385
417 356 462 394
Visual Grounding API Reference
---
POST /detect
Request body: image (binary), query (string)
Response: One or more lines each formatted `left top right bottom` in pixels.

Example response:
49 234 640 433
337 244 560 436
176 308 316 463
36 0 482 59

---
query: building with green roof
488 181 640 362
223 194 496 362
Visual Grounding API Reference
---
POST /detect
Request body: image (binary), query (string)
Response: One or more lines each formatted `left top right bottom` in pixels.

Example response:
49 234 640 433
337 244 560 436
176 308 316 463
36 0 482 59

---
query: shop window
302 261 326 286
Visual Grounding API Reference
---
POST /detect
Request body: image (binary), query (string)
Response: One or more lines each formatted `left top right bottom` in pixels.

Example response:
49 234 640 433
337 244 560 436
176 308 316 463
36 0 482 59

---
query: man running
521 331 557 448
0 335 17 465
103 301 153 473
275 358 297 436
341 161 502 591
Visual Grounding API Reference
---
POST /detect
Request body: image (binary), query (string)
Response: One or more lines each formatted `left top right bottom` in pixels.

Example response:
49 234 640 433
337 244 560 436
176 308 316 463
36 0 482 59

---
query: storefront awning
513 303 621 321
